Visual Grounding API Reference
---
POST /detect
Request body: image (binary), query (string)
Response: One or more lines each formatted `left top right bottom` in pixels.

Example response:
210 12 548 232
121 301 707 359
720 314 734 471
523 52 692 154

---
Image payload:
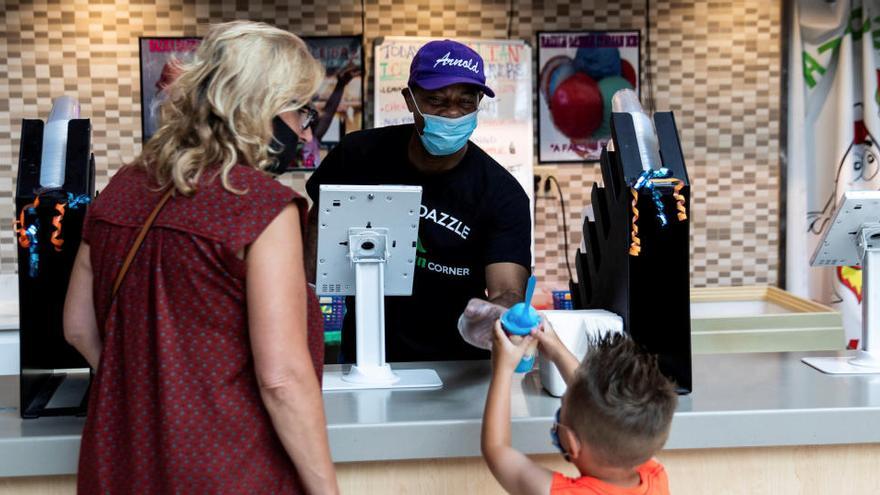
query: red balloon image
550 73 603 140
540 55 574 104
621 59 637 88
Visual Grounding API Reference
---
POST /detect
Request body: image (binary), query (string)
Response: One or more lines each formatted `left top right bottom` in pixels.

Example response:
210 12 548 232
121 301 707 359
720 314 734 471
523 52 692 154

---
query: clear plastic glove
457 298 507 350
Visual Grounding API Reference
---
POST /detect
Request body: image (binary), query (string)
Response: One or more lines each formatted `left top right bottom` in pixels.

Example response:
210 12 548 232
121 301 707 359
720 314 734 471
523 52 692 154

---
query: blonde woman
63 21 339 494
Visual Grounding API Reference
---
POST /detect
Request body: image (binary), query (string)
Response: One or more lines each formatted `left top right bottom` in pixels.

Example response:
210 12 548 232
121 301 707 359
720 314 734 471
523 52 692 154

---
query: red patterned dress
77 164 324 494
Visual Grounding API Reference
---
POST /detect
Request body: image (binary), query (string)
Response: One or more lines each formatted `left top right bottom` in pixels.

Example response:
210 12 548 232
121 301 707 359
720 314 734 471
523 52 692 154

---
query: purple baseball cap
408 40 495 98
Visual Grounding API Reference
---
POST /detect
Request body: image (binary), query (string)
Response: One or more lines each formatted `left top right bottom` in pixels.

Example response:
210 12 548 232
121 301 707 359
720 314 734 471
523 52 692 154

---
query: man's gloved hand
457 298 508 350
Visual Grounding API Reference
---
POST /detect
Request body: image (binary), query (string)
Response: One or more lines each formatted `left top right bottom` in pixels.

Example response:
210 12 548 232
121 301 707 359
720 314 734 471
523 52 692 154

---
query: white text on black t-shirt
419 205 471 240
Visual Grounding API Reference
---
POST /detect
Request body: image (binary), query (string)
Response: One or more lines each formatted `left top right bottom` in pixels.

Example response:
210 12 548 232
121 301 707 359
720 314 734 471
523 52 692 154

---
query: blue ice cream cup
501 302 540 373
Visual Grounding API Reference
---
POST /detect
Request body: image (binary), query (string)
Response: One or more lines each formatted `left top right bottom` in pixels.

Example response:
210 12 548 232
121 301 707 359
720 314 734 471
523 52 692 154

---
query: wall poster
139 37 200 144
537 30 640 163
139 35 364 171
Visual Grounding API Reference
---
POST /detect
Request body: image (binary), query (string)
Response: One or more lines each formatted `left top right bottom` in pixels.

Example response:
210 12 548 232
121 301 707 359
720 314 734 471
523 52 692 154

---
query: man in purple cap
306 39 530 363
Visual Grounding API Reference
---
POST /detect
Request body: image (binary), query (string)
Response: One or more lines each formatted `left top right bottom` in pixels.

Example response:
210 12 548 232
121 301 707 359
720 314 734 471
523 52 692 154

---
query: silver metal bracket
856 223 880 262
348 228 388 263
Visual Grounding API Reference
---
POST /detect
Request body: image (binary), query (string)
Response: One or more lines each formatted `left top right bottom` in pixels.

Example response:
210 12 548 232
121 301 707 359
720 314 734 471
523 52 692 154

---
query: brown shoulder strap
111 188 174 298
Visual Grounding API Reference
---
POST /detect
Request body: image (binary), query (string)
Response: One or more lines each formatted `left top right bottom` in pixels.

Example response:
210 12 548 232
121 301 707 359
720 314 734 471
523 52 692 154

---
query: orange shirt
550 459 670 495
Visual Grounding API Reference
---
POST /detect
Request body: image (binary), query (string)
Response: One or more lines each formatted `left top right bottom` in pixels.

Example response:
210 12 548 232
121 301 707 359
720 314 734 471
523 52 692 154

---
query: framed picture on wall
138 37 201 145
138 35 365 172
537 30 640 163
301 35 365 169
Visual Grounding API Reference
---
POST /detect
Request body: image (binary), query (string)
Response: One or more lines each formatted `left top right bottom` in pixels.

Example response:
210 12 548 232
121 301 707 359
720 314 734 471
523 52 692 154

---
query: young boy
481 321 677 495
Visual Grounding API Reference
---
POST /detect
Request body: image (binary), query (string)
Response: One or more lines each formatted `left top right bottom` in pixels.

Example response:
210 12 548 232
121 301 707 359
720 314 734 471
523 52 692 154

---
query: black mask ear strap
268 116 303 174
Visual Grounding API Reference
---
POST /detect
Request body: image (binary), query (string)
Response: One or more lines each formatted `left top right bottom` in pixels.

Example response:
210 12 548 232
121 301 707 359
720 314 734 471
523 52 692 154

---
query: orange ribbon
629 179 688 257
14 197 40 249
51 202 66 251
629 188 641 256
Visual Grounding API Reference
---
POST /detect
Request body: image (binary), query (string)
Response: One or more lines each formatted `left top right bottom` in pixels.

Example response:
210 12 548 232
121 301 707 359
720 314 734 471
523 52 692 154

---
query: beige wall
0 0 781 290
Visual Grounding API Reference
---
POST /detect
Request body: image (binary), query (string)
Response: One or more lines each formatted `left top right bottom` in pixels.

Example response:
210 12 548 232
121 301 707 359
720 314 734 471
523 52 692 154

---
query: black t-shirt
306 124 531 362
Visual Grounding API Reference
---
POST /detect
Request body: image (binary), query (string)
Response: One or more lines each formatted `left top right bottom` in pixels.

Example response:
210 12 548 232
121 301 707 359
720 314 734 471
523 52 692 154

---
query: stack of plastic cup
40 96 80 188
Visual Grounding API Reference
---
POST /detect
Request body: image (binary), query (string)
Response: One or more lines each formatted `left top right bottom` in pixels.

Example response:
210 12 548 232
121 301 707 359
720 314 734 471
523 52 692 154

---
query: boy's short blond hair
563 333 678 468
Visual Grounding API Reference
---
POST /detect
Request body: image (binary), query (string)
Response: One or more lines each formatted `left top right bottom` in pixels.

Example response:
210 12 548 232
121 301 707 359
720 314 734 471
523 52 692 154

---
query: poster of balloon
537 31 640 163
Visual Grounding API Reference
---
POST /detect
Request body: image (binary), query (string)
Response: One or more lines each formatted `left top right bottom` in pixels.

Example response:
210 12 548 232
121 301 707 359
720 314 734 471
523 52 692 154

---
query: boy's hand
491 320 534 375
530 317 565 360
531 317 581 386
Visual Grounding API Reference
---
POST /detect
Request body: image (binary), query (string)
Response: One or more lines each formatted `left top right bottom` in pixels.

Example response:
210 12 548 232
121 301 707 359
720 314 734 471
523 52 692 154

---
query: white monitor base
803 353 880 375
343 364 400 385
323 368 443 391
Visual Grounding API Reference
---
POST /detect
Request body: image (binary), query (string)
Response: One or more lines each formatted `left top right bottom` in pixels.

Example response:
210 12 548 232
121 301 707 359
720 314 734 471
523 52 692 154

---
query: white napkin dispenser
538 309 624 397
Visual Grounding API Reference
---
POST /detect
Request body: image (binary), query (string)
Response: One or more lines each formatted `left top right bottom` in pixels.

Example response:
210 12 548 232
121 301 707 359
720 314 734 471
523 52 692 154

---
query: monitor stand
804 224 880 374
323 228 442 391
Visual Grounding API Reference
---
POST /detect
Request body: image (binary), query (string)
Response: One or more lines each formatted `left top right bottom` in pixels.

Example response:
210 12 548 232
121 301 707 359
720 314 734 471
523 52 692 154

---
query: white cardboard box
538 309 623 397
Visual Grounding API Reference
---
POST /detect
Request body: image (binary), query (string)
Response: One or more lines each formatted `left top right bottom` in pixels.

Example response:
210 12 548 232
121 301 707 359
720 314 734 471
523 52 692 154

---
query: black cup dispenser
15 100 95 418
571 109 693 394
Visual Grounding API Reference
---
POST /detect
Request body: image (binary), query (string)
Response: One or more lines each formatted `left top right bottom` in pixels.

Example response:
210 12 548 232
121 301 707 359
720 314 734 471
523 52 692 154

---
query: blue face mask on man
410 87 479 156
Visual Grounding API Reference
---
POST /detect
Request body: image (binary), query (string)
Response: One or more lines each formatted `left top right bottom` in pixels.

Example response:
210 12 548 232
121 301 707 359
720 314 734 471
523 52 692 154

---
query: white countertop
2 351 880 477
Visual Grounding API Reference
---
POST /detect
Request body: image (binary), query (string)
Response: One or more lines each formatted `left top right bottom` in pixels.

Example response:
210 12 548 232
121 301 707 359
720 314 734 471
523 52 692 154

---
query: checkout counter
5 102 877 494
1 351 880 494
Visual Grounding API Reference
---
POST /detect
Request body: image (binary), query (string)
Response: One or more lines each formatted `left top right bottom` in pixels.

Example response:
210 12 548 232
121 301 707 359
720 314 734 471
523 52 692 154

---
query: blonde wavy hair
137 21 324 195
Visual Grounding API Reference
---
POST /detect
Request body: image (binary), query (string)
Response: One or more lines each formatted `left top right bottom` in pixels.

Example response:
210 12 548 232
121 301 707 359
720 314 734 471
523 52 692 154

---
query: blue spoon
521 275 537 319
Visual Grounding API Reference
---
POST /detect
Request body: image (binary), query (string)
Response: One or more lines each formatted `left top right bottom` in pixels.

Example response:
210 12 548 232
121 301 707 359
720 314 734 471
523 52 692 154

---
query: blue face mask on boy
409 87 478 156
550 407 572 462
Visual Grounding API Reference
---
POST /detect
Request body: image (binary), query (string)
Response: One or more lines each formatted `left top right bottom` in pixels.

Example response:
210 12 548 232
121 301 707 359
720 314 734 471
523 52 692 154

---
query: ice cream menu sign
372 36 534 207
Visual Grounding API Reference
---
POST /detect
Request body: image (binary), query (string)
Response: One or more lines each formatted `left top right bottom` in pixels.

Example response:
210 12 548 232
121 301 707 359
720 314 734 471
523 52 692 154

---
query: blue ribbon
66 193 91 209
25 213 39 278
633 168 672 228
20 194 90 277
